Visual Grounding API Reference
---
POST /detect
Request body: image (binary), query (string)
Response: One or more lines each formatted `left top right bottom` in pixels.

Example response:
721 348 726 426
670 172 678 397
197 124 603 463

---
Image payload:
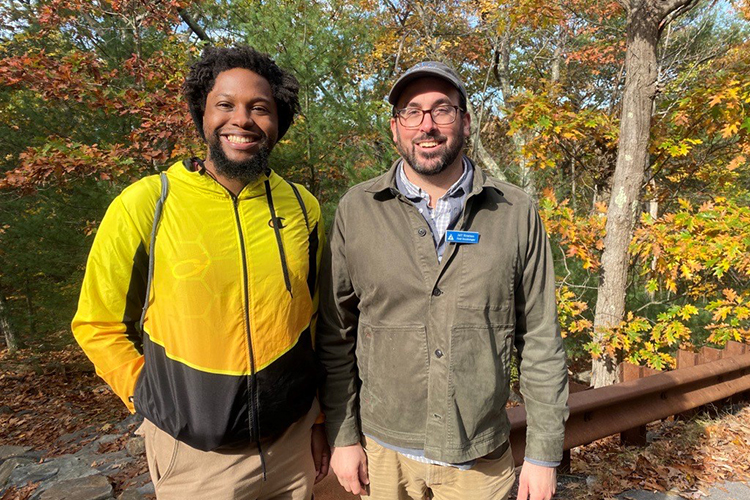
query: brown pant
361 436 515 500
138 400 319 500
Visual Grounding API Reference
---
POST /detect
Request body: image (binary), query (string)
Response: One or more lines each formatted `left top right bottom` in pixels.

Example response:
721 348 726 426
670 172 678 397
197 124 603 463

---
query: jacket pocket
359 324 429 434
456 233 516 318
447 325 513 444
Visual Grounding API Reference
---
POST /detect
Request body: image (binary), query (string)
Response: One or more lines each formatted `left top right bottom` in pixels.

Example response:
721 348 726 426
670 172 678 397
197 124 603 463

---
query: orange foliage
0 1 202 190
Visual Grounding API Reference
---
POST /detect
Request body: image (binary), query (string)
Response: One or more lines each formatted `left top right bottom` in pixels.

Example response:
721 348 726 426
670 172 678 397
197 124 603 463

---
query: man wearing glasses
317 61 568 500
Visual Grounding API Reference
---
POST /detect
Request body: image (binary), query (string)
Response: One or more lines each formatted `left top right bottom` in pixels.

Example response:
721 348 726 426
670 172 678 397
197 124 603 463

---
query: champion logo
268 217 286 229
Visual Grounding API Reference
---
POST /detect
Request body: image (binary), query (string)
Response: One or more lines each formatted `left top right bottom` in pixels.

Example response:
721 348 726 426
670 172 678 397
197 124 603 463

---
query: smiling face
202 68 279 186
390 77 470 178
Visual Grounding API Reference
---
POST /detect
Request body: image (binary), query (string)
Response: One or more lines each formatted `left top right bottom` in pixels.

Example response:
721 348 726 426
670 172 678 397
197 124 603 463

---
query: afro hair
183 45 300 141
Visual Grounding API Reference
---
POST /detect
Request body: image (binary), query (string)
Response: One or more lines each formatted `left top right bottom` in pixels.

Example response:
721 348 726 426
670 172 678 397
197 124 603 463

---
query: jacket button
418 228 427 237
432 288 442 296
435 349 444 358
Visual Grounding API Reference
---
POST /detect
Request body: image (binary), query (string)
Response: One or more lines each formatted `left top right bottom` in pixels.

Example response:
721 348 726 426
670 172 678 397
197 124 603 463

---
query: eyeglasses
393 105 463 128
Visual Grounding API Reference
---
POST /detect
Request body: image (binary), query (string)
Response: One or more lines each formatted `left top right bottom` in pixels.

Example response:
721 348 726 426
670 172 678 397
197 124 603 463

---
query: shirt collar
364 156 503 198
395 158 472 203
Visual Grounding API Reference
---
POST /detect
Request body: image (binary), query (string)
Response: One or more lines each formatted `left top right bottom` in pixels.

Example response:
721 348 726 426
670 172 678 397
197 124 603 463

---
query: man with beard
73 46 328 499
317 62 568 500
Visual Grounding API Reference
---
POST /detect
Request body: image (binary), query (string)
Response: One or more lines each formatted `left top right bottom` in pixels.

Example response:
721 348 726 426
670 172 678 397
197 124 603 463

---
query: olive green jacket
317 159 568 464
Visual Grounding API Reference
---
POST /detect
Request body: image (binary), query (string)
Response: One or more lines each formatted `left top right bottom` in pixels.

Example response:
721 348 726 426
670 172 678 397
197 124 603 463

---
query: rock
117 489 144 500
0 457 35 487
95 435 120 446
117 471 151 493
47 456 101 483
136 481 155 496
616 489 682 499
130 471 151 488
37 475 112 500
0 445 32 461
56 428 90 446
114 414 144 434
7 455 99 493
125 437 145 457
8 460 60 485
68 434 121 458
705 481 750 500
89 451 134 475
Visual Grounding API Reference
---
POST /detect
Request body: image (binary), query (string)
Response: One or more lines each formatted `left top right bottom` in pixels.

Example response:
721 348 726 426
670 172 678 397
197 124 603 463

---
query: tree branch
178 8 212 42
657 0 702 27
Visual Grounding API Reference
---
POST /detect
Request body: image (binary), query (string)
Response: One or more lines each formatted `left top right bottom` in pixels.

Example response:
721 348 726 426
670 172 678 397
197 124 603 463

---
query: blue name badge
446 230 480 244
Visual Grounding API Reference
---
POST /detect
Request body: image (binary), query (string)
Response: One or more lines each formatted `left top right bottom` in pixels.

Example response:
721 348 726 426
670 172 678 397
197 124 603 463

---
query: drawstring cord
264 179 293 297
192 158 292 299
258 437 268 480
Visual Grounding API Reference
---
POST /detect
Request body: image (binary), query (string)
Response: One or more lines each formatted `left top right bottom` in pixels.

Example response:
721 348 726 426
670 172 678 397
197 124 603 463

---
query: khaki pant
362 436 515 500
138 400 319 500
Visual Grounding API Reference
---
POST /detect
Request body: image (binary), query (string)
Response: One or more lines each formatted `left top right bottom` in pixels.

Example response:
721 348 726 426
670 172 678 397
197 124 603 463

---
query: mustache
412 133 446 143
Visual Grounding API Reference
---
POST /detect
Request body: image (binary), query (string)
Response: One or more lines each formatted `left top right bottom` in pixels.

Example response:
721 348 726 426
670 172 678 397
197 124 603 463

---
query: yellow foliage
721 122 739 138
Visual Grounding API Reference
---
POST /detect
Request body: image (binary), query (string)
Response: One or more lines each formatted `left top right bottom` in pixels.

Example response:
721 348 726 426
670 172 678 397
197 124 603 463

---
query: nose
419 110 437 133
231 106 255 128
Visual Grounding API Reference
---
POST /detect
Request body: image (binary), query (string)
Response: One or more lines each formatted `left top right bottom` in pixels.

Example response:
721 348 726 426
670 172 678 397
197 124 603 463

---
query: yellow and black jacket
72 159 323 451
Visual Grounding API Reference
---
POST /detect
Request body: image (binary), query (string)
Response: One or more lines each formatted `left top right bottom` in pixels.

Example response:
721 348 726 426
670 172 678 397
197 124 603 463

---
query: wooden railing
508 341 750 467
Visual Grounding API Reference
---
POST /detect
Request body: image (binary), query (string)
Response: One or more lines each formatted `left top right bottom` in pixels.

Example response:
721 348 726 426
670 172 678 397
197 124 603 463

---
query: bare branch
178 8 212 43
657 0 702 27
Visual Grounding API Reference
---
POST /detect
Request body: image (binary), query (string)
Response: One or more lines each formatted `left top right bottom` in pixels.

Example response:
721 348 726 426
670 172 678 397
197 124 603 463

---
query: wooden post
619 361 650 444
559 449 571 474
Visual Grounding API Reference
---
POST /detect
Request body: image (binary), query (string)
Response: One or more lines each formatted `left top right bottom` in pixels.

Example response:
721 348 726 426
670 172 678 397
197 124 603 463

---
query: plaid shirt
395 157 473 262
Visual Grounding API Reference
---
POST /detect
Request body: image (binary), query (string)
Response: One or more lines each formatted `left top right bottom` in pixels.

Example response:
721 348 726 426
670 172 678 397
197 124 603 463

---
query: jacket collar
173 158 278 199
364 156 504 198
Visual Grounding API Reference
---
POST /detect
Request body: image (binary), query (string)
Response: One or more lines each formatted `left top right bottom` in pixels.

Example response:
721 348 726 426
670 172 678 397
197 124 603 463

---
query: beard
207 130 271 184
396 130 465 176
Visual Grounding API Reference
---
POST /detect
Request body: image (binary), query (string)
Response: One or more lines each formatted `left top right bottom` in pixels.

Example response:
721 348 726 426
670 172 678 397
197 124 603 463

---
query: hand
311 424 330 484
330 443 369 495
516 461 556 500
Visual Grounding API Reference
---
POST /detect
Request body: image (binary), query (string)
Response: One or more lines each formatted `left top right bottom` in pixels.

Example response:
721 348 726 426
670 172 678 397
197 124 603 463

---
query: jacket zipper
231 197 260 444
198 162 267 477
191 162 263 453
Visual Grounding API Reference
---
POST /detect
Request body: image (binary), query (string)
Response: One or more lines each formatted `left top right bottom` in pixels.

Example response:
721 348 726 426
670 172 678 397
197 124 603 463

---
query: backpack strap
286 180 309 232
139 172 169 331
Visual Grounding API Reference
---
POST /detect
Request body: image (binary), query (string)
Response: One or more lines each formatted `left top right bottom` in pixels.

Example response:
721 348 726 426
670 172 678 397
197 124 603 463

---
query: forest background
1 0 749 387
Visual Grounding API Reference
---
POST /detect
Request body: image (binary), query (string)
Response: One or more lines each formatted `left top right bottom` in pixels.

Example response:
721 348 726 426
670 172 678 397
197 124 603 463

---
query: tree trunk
493 25 533 188
466 99 506 181
474 137 507 181
516 133 536 198
0 295 18 354
591 4 661 387
24 276 36 336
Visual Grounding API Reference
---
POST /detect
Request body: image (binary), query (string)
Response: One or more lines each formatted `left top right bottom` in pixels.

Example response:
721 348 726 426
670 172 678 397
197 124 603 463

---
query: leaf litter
0 345 147 499
2 345 749 499
556 403 750 499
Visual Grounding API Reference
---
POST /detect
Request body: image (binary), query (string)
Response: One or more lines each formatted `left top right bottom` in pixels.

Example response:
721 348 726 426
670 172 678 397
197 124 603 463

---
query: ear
390 117 398 142
462 110 471 138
